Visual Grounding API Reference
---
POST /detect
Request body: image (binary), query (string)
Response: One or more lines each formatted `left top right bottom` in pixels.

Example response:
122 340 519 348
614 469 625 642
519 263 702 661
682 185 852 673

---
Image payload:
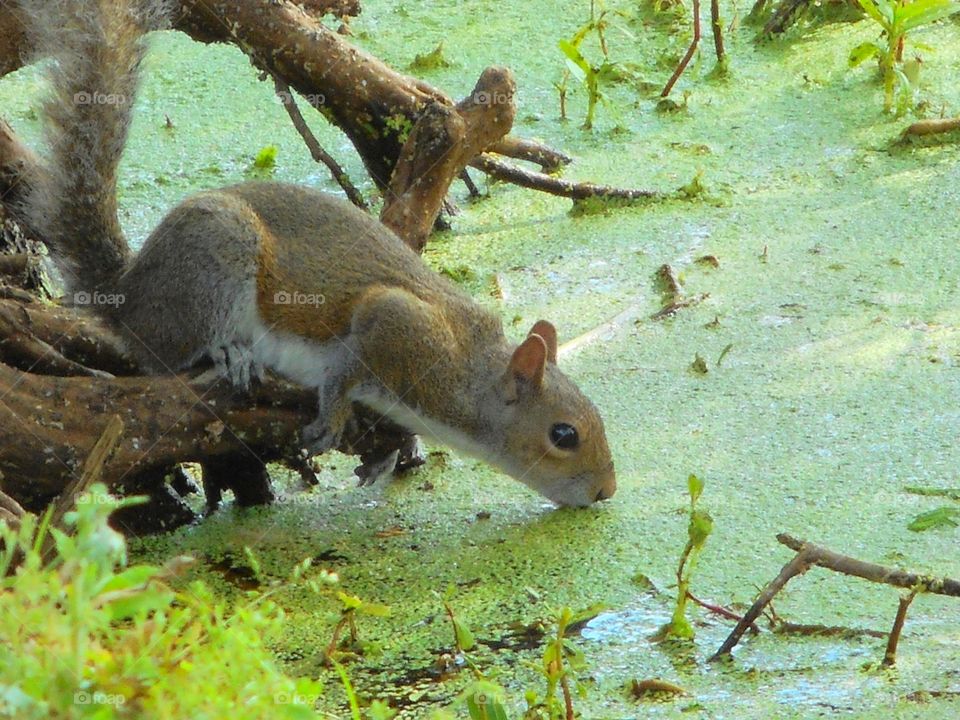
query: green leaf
105 586 175 621
688 510 714 547
453 618 476 651
100 564 162 593
462 680 510 720
848 42 882 67
567 602 609 627
908 506 960 532
558 39 591 82
356 601 391 618
857 0 893 26
897 0 960 31
369 699 398 720
337 591 363 610
687 474 705 505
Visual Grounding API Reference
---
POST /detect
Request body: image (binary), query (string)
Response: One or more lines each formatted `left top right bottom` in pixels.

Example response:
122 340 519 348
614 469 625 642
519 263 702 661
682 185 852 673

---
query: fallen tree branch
776 534 960 596
1 1 592 208
381 67 516 252
710 534 960 662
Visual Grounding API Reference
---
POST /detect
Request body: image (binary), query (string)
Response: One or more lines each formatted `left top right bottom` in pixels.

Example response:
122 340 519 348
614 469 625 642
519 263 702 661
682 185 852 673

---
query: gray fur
19 0 173 293
110 190 262 372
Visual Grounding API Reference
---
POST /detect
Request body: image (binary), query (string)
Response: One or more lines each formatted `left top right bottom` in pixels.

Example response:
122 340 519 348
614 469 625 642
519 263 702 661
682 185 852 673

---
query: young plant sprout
848 0 960 113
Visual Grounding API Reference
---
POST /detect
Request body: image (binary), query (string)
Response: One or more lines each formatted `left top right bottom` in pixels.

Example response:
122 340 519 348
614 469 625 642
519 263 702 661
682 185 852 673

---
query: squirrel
18 0 616 507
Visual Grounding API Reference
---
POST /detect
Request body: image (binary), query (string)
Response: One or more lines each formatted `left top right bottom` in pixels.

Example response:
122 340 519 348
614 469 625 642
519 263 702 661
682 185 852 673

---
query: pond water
3 0 959 717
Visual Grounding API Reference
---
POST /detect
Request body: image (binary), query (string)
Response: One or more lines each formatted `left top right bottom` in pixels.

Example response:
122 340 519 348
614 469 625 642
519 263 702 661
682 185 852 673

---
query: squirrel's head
481 320 616 507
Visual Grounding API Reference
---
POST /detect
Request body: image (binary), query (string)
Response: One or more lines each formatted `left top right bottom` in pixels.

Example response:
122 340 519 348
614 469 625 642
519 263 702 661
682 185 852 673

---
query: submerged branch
710 533 960 662
471 155 660 202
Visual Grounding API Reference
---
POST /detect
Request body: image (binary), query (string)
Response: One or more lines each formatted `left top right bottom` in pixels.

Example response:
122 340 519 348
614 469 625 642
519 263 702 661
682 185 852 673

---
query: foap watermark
273 290 325 307
274 90 326 107
74 290 125 307
468 687 507 710
275 492 323 507
74 91 127 106
273 692 321 706
74 691 126 707
472 89 510 106
75 491 115 506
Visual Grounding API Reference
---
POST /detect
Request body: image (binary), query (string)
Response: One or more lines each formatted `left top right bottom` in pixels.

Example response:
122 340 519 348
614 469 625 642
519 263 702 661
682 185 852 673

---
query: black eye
549 423 579 450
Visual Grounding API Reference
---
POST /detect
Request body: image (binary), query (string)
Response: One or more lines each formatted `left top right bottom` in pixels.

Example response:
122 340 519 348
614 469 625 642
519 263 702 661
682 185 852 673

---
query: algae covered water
3 0 958 716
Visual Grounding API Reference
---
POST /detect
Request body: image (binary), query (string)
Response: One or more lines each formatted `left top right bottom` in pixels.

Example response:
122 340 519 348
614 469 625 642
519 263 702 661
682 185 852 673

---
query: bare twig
710 551 812 660
274 77 367 209
883 591 916 667
471 154 660 202
459 169 481 198
687 590 758 630
711 0 726 63
662 0 702 97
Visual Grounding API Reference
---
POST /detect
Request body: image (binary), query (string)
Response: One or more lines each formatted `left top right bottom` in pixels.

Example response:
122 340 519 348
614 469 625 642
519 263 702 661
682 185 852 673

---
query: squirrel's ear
528 320 558 363
508 333 548 392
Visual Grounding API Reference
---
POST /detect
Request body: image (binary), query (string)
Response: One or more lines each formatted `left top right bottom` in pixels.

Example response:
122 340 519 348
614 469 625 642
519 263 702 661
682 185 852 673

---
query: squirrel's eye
549 423 579 450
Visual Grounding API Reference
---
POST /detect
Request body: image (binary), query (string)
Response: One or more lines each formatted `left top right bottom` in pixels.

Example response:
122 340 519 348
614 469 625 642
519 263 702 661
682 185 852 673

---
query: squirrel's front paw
301 419 342 456
210 342 262 393
354 449 400 487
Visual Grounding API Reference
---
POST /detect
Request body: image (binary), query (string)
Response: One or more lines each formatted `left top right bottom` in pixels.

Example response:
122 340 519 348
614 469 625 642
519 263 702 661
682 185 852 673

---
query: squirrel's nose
594 472 617 502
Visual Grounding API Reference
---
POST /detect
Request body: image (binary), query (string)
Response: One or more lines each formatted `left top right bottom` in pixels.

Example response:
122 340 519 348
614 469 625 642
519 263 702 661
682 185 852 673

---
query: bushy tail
20 0 170 294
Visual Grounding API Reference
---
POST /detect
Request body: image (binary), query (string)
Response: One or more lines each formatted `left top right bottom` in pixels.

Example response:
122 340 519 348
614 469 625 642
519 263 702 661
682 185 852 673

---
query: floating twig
772 622 886 639
900 117 960 139
687 590 757 630
650 293 710 320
